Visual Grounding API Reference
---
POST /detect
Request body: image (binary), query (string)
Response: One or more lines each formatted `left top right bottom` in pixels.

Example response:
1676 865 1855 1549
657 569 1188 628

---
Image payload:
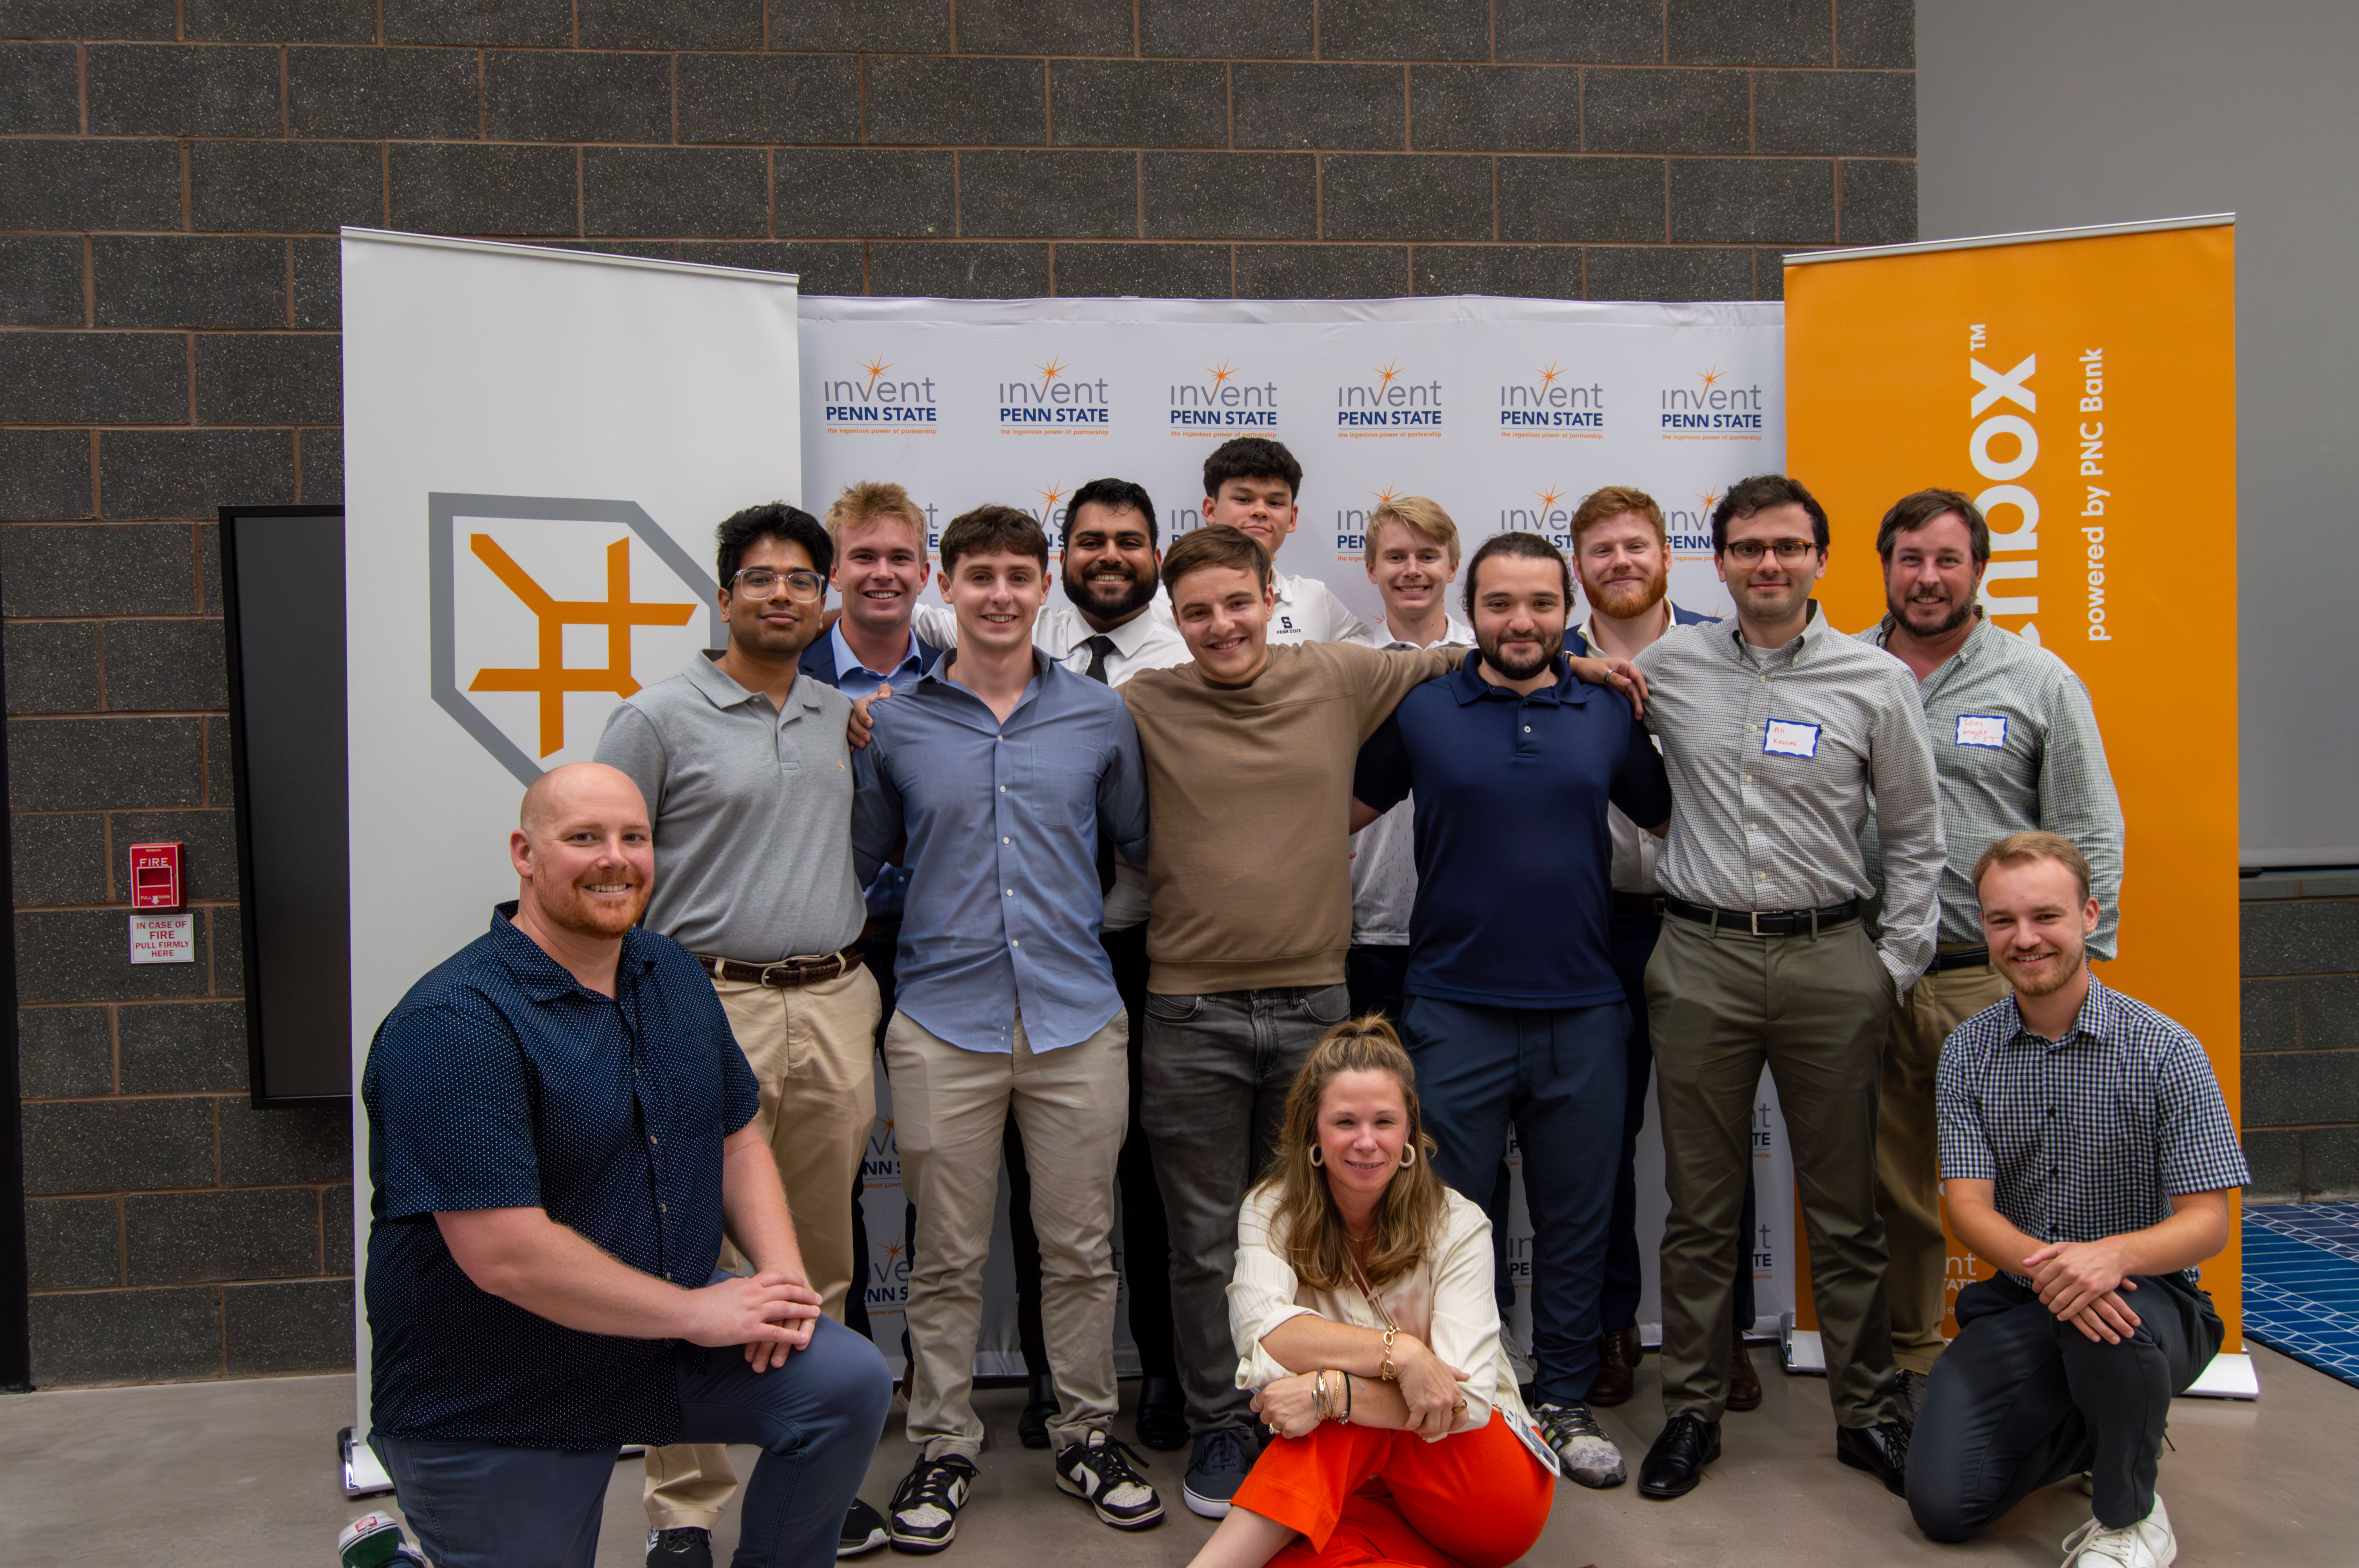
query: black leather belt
1928 946 1992 972
1612 893 1667 916
695 945 865 988
1663 895 1861 936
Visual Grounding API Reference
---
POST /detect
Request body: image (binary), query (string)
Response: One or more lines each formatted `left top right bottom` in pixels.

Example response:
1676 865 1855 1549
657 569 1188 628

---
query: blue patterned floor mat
2243 1202 2359 1389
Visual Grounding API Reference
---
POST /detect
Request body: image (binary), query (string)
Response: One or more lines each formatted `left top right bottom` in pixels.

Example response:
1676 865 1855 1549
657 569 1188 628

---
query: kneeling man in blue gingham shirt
1910 830 2247 1568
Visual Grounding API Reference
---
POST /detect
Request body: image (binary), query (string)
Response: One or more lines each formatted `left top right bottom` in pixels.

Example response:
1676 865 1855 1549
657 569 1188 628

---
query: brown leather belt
694 945 865 989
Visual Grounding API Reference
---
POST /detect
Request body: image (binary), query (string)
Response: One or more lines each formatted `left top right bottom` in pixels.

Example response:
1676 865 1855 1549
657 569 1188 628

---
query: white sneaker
2060 1492 2176 1568
1502 1327 1538 1388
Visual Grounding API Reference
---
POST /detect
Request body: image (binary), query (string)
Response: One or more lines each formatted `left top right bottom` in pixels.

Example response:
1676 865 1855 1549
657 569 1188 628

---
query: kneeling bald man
361 763 892 1568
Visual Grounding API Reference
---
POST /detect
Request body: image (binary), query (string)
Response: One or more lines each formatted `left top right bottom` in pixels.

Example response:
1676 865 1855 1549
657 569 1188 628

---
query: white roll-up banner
343 245 1793 1434
340 230 803 1430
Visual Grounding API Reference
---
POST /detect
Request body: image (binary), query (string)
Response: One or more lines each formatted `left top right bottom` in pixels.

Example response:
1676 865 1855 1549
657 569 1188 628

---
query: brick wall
1 2 1914 1385
2242 875 2359 1202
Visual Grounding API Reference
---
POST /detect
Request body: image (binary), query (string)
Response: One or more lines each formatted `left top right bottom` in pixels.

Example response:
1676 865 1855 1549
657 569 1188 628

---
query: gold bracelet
1314 1368 1329 1422
1379 1326 1399 1381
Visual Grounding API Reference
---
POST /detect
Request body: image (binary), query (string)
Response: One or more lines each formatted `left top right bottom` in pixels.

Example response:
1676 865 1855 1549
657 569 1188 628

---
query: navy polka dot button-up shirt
362 904 760 1449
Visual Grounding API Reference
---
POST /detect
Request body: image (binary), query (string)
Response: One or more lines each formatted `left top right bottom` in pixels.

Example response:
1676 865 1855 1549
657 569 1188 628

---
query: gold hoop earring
1310 1146 1324 1167
1399 1147 1416 1167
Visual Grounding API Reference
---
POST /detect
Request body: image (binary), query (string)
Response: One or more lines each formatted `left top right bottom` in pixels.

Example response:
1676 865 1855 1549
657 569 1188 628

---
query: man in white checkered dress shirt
1911 831 2245 1568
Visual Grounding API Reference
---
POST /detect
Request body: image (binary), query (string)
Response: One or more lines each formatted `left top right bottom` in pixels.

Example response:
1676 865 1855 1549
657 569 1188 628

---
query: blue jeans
374 1316 891 1568
1143 983 1351 1434
1403 995 1625 1407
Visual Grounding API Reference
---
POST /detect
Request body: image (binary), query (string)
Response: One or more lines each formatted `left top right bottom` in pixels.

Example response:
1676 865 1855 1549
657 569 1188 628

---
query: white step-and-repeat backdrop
343 246 1797 1410
797 296 1795 1368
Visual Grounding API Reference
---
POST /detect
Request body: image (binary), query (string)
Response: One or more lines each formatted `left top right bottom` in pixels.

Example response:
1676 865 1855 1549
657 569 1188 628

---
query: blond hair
825 480 929 562
1365 495 1460 565
1254 1016 1447 1294
1972 830 2094 902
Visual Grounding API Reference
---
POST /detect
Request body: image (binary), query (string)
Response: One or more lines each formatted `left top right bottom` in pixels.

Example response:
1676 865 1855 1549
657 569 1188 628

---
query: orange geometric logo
1696 365 1725 392
466 535 695 756
1536 486 1567 512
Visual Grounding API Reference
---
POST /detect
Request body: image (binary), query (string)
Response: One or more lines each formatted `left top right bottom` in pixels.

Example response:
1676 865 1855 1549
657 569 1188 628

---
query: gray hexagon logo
429 493 724 786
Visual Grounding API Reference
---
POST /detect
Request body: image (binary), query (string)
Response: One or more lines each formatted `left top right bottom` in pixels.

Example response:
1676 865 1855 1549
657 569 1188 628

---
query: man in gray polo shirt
595 501 882 1566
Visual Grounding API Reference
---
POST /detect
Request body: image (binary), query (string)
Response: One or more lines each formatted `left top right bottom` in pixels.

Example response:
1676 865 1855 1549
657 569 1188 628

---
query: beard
1064 559 1158 622
538 875 649 939
1586 565 1668 621
2008 937 2088 998
1479 624 1563 682
1889 586 1976 638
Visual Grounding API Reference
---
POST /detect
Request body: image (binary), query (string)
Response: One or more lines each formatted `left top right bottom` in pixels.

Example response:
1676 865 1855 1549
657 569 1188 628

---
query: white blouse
1227 1182 1530 1440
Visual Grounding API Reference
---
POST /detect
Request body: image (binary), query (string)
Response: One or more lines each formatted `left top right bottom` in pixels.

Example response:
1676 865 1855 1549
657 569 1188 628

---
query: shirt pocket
1027 742 1101 828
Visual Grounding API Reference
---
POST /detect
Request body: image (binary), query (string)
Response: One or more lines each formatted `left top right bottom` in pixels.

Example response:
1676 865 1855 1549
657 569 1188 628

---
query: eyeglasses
731 568 825 602
1722 539 1820 564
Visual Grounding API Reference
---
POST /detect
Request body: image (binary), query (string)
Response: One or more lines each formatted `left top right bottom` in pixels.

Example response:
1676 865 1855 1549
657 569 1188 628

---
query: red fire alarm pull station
128 841 184 910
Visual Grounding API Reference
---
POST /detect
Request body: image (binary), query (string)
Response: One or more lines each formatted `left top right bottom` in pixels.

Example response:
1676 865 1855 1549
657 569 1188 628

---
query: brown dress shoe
1590 1327 1641 1406
1727 1327 1764 1411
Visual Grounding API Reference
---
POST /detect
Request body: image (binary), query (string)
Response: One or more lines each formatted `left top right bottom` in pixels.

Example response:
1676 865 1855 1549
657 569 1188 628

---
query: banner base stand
1774 1338 2258 1399
1782 1325 1827 1376
340 1427 394 1500
2183 1352 2259 1400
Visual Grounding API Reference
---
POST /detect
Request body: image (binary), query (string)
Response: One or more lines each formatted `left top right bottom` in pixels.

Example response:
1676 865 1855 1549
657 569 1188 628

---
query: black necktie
1082 634 1117 684
1081 635 1118 893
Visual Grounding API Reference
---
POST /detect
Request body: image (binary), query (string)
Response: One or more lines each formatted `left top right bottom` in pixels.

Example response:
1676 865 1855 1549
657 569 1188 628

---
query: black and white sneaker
647 1526 714 1567
887 1453 978 1553
1054 1431 1164 1530
840 1497 888 1557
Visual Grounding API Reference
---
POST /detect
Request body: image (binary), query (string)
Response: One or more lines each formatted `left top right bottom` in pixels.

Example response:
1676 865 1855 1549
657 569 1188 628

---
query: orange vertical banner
1782 218 2242 1352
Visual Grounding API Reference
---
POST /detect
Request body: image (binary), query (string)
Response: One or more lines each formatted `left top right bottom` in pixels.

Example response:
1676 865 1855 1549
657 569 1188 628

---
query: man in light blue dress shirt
850 505 1160 1552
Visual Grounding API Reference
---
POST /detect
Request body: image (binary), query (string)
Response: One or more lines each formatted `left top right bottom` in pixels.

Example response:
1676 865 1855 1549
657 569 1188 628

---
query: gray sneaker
1181 1428 1257 1519
1535 1401 1628 1488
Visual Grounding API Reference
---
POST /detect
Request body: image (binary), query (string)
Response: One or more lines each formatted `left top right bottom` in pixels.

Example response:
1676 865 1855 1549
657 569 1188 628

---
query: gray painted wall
1916 0 2359 867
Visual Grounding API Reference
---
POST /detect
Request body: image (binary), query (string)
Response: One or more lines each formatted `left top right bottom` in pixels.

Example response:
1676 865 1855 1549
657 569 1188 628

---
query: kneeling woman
1189 1018 1558 1568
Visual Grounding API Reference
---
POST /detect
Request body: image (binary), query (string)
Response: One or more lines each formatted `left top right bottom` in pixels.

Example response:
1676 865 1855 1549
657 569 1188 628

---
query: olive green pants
1646 915 1899 1428
1879 955 2009 1374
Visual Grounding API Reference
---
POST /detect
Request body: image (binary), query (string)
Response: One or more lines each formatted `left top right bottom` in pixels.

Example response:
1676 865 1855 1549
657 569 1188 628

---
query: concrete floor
1 1345 2352 1566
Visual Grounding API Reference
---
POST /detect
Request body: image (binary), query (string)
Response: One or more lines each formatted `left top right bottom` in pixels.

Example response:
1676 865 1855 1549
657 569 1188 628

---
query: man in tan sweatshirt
1120 523 1634 1518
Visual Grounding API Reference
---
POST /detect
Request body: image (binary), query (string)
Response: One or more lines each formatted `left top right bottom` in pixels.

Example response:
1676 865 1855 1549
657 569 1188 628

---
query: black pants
1346 944 1410 1026
1908 1272 2221 1540
1603 909 1754 1336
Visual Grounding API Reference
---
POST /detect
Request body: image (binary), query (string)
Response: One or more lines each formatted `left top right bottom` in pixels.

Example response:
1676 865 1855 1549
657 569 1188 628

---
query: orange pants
1232 1413 1555 1568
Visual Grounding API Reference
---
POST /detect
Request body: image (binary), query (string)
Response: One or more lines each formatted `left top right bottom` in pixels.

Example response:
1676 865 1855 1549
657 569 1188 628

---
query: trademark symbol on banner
429 494 724 786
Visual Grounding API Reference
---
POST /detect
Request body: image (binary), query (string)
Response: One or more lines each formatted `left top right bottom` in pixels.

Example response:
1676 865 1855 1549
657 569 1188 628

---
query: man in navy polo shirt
1351 530 1672 1493
362 762 892 1568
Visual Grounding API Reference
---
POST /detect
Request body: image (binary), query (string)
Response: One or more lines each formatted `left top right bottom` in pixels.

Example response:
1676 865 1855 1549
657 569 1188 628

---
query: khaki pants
645 962 881 1531
889 1006 1128 1459
1879 955 2007 1374
1646 915 1897 1427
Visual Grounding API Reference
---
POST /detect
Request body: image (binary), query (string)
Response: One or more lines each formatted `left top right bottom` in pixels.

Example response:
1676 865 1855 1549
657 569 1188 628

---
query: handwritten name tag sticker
1762 719 1821 758
1955 714 2008 749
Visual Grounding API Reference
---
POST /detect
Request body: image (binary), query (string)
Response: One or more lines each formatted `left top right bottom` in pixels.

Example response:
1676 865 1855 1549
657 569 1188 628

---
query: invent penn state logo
429 494 725 786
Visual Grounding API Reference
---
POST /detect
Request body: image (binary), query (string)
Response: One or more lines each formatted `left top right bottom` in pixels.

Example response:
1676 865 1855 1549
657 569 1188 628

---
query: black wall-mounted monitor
220 505 351 1107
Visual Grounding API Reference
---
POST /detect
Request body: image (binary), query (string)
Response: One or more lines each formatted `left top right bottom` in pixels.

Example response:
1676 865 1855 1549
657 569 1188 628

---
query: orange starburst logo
1037 483 1069 515
1207 359 1238 385
1535 486 1566 512
1696 488 1723 512
860 356 892 385
1534 361 1565 388
1371 484 1404 508
1374 360 1406 387
1697 365 1725 391
1035 357 1068 382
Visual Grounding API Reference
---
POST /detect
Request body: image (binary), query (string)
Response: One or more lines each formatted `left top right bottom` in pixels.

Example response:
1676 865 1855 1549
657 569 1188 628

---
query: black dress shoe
1637 1414 1721 1499
1834 1419 1911 1497
1017 1372 1060 1449
1134 1376 1189 1452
